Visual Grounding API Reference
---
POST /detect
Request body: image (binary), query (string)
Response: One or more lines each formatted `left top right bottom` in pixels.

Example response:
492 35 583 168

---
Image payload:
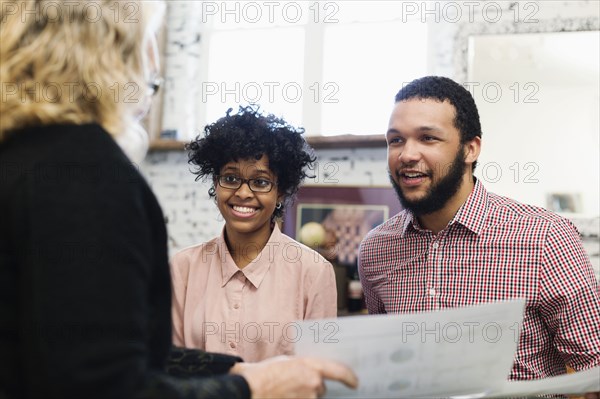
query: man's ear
464 136 481 166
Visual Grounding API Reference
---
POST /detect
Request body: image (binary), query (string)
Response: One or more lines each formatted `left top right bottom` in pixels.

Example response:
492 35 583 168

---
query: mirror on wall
468 30 599 217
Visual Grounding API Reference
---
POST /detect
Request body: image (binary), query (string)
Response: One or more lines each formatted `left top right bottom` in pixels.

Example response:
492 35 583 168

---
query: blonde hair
0 0 165 141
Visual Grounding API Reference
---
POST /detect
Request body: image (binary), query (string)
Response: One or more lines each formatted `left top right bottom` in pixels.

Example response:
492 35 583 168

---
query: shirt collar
400 211 417 238
400 177 489 237
450 177 489 235
217 224 279 288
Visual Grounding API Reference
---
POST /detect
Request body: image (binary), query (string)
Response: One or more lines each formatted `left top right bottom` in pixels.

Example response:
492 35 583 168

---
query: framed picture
282 186 402 266
546 192 582 214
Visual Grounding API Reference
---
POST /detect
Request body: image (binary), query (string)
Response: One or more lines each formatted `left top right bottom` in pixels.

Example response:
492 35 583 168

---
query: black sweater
0 124 250 399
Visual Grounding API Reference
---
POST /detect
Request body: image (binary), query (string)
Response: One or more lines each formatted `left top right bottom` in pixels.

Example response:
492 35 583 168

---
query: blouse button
229 342 236 348
233 303 240 309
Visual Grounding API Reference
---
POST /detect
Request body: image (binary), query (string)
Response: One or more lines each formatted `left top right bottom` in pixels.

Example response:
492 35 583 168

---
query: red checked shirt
358 178 600 380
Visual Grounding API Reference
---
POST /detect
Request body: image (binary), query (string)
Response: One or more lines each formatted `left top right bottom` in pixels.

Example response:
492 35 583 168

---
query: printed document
294 300 599 398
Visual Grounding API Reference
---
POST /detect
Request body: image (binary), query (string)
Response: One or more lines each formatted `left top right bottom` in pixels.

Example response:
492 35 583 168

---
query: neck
418 174 475 235
224 223 274 269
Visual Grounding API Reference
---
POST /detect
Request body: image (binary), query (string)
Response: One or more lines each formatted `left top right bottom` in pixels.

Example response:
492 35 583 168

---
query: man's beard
389 146 467 216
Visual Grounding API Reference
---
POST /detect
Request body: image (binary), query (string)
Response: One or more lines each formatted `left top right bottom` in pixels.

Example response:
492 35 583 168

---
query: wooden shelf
307 134 387 149
149 134 387 152
149 139 187 151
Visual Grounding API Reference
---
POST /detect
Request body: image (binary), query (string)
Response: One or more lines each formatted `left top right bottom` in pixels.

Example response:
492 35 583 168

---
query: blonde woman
0 1 357 398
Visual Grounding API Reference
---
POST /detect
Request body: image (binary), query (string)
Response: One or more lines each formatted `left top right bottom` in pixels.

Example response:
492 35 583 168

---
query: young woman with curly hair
171 106 338 362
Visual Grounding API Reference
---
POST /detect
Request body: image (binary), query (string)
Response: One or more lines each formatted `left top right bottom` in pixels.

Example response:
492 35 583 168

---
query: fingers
261 355 291 365
304 358 359 389
241 356 358 399
229 361 250 375
316 381 326 398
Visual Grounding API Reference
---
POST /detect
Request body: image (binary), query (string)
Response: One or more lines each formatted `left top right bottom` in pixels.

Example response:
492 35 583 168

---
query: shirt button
229 342 236 348
233 303 240 309
429 288 436 296
432 242 439 250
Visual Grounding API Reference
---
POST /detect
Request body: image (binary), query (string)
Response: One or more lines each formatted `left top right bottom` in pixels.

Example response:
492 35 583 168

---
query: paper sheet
296 300 599 398
487 366 600 397
295 300 526 398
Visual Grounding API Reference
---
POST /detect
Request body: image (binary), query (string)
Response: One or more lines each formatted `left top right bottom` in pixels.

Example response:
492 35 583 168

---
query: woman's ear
273 195 285 213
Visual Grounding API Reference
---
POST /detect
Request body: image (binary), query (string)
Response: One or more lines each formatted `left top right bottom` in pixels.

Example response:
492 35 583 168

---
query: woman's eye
254 179 270 187
224 175 239 183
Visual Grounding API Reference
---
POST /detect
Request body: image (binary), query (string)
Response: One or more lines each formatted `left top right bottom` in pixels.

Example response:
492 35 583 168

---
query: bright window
198 1 429 136
205 27 306 127
321 20 428 135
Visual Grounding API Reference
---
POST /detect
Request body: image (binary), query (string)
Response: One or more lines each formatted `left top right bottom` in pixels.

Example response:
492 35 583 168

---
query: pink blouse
170 224 337 362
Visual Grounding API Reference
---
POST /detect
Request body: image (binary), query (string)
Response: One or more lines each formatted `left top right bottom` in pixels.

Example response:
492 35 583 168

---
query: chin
401 189 427 201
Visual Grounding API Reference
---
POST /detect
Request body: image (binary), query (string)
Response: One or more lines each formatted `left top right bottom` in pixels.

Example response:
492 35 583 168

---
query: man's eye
389 137 404 144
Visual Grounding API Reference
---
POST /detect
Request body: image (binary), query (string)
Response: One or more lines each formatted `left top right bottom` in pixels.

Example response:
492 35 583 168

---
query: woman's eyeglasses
147 75 163 97
216 174 277 193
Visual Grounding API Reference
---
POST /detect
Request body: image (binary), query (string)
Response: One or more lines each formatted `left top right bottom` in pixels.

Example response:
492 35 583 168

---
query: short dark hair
395 76 482 169
187 105 316 219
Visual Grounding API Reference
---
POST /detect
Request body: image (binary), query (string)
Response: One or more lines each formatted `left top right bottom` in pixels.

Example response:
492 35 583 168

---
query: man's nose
398 139 421 164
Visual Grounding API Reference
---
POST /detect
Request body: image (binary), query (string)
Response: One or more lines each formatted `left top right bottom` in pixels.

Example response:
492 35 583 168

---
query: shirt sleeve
539 218 600 371
304 257 338 319
358 243 387 314
13 154 250 399
170 252 188 347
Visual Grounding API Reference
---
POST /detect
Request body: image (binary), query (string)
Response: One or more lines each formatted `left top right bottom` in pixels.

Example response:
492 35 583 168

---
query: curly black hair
395 76 482 170
187 105 316 219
